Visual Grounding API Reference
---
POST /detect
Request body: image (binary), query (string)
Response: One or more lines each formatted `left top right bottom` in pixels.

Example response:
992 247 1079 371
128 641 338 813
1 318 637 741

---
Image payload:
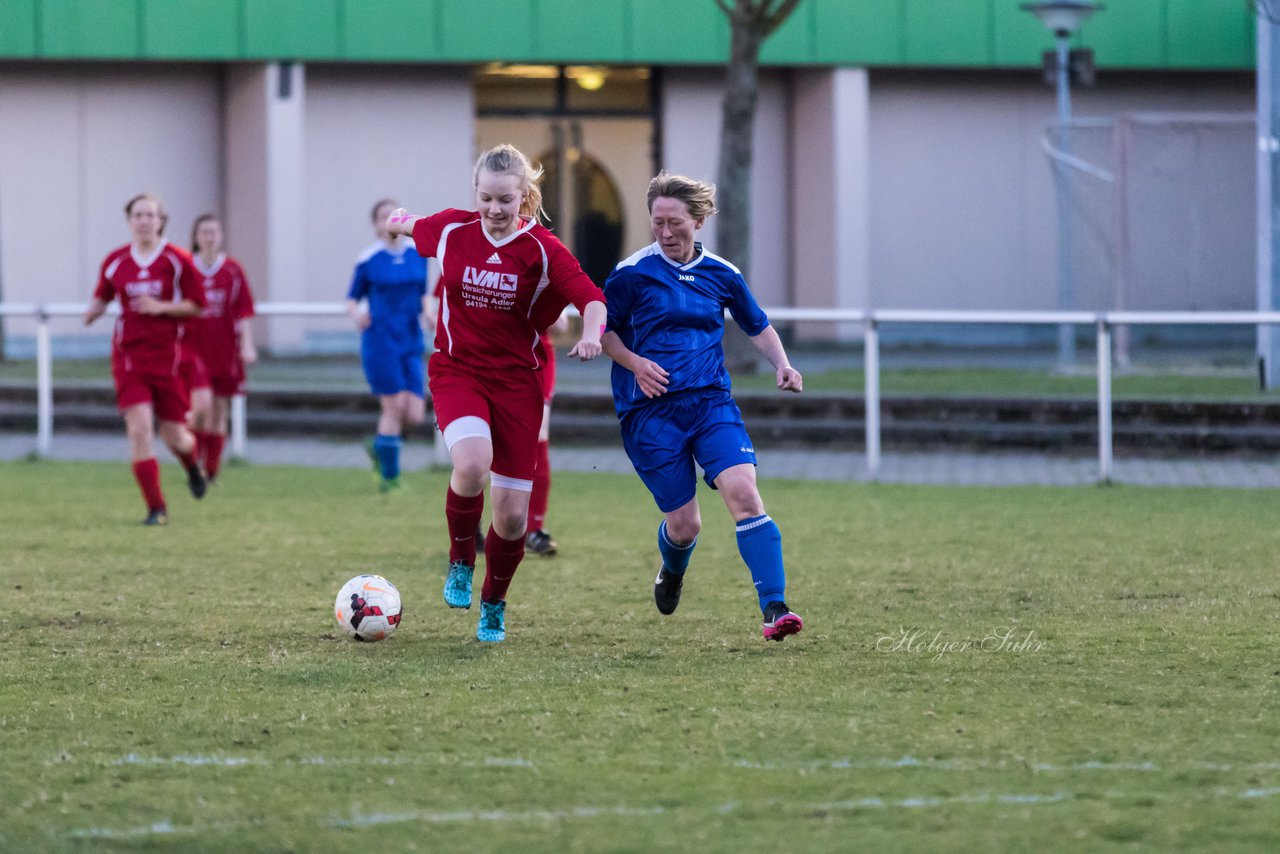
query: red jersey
411 209 604 373
94 243 206 375
186 253 255 376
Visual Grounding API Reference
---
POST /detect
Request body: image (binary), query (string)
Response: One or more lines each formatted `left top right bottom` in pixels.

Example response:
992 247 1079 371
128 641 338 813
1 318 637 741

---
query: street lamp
1022 0 1103 370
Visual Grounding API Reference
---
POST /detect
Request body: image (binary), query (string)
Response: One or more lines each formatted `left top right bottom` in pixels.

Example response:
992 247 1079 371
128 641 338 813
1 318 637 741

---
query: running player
385 143 607 643
346 198 430 493
84 193 208 525
601 172 805 641
525 312 571 557
187 213 257 483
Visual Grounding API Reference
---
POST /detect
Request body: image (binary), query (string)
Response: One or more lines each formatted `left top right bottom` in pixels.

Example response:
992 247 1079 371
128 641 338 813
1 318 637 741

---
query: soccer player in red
84 193 209 525
525 313 571 557
385 143 607 643
186 213 257 483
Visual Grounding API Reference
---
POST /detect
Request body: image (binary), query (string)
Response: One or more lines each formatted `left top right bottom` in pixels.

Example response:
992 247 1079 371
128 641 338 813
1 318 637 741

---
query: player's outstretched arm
602 330 669 398
567 300 607 361
84 297 108 326
384 207 422 239
749 325 803 393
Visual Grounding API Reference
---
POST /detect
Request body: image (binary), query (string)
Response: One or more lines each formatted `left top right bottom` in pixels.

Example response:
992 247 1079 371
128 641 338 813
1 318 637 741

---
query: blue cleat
443 560 474 609
476 599 506 642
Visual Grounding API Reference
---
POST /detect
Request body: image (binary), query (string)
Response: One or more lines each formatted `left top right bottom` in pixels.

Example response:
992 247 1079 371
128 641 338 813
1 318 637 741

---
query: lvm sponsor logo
463 266 518 292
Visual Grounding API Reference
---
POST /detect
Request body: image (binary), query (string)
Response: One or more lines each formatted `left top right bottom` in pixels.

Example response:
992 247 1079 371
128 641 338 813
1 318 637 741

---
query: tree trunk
715 0 803 374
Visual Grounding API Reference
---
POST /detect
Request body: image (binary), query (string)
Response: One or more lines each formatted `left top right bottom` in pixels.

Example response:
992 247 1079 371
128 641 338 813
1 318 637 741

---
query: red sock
204 432 226 479
446 486 485 565
131 458 165 512
481 526 526 603
528 440 551 530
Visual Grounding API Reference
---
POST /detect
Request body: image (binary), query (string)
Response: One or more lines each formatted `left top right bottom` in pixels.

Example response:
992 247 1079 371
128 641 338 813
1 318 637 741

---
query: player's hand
568 337 602 361
352 312 372 331
242 344 259 366
631 357 670 398
777 366 803 393
385 207 410 235
134 294 164 315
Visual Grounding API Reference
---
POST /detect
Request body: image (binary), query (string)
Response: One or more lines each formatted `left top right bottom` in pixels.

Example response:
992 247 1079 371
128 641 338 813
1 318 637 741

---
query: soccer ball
334 574 402 642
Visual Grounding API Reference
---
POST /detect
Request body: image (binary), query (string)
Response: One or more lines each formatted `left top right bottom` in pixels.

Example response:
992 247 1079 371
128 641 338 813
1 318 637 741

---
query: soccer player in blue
601 172 805 641
345 199 431 492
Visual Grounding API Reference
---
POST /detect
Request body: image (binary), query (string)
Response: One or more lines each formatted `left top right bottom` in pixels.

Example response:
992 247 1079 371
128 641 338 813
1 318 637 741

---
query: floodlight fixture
1020 1 1104 37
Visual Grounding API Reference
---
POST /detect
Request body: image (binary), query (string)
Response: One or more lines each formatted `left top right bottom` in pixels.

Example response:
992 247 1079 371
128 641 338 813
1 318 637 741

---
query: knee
451 459 489 491
665 514 701 544
492 508 527 541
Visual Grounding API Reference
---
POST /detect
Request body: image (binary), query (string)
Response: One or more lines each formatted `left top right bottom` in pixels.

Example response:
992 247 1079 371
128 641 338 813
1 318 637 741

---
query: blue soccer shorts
362 345 425 397
618 388 758 513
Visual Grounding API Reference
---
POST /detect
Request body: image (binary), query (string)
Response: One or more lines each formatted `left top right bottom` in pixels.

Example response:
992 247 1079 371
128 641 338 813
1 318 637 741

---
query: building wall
299 65 473 350
867 71 1254 318
661 67 791 308
0 63 221 352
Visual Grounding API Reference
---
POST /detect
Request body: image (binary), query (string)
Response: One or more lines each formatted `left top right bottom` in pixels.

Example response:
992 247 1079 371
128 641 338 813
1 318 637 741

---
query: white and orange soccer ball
334 574 402 642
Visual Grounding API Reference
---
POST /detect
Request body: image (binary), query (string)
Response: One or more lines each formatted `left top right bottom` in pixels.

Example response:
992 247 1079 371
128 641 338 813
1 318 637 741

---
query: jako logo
463 266 518 292
677 274 695 282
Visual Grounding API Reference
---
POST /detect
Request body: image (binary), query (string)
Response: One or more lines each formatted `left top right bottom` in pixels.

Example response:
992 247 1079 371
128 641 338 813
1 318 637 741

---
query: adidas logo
487 252 501 265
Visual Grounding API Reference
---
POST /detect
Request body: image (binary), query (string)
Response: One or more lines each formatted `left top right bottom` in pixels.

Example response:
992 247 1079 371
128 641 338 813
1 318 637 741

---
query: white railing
4 302 1280 483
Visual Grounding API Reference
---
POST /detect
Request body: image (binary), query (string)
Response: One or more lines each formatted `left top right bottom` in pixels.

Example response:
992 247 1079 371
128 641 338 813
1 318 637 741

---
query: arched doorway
539 140 625 286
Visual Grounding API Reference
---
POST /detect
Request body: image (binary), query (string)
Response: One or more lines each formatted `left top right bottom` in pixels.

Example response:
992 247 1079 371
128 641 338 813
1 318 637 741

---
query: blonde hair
473 144 548 224
646 172 717 220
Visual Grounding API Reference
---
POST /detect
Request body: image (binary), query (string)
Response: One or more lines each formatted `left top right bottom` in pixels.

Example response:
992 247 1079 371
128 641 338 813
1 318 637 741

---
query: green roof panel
1083 0 1167 68
761 0 815 65
537 0 628 62
815 0 903 65
630 0 728 64
904 0 994 66
0 0 1258 69
243 0 340 60
437 0 538 62
40 0 139 58
141 0 239 59
0 0 37 57
344 0 439 61
1167 0 1254 69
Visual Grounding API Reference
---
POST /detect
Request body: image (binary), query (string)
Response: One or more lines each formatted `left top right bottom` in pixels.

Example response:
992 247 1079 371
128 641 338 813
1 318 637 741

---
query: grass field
1 461 1278 852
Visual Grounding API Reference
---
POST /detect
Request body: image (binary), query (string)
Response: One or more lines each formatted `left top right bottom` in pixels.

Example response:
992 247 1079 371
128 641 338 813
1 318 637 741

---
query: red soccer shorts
209 363 246 397
428 353 543 485
113 363 190 423
177 348 211 395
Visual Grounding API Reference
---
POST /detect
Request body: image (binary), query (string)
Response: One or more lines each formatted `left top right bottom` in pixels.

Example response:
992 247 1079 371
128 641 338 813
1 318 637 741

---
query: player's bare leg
158 419 207 500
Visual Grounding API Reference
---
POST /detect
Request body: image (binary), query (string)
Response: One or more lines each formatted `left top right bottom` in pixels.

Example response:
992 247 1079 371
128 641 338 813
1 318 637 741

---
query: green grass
731 366 1280 400
1 462 1278 852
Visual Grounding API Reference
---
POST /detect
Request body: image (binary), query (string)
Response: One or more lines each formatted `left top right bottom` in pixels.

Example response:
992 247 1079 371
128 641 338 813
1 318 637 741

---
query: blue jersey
604 241 769 416
347 241 429 355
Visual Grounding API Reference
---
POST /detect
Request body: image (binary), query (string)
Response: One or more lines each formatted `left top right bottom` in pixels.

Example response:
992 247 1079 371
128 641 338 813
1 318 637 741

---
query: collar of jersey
130 242 166 269
482 216 536 248
653 241 705 272
194 252 226 277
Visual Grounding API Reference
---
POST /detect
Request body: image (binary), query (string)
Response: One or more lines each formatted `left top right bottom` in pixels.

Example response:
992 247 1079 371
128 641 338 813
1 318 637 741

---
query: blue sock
658 520 697 575
735 514 786 613
373 434 401 480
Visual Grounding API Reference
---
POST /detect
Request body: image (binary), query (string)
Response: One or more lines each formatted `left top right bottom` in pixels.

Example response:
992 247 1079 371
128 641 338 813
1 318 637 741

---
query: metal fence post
230 394 247 459
1096 318 1113 483
36 308 53 457
864 317 881 480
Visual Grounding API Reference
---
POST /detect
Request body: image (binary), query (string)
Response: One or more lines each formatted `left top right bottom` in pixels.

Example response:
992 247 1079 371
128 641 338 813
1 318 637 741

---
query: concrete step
4 383 1280 451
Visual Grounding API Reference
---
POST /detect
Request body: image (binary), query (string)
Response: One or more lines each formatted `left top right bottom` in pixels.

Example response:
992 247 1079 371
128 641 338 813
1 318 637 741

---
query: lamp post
1022 0 1102 371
